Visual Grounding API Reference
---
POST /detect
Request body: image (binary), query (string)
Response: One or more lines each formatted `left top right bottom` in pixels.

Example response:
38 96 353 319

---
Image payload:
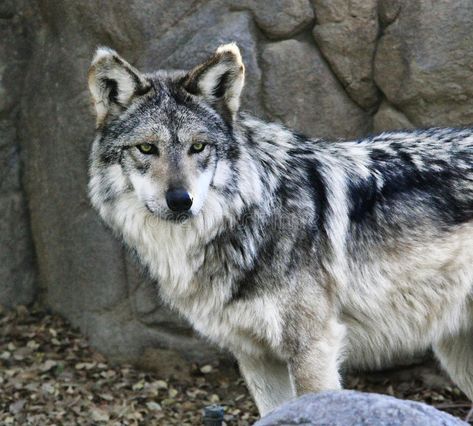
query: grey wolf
87 43 473 416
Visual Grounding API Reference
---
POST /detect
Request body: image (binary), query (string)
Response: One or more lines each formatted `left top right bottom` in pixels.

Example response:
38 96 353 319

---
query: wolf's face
88 45 244 221
118 109 218 220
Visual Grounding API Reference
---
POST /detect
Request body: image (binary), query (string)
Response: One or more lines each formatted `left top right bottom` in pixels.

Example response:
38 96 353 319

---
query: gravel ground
0 305 472 425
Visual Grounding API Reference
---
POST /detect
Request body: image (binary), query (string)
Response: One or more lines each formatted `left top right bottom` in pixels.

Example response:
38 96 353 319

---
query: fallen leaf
40 360 58 372
91 406 110 422
146 401 162 411
9 399 26 414
200 365 213 374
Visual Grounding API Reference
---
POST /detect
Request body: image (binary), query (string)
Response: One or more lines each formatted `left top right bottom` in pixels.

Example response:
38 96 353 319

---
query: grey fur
87 45 473 416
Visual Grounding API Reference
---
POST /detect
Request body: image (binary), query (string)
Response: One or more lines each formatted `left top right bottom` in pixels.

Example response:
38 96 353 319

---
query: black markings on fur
93 64 473 337
182 52 233 97
181 54 239 124
129 71 151 96
347 174 377 223
368 144 473 227
304 159 328 231
225 135 241 162
103 78 119 105
244 126 256 146
213 71 231 98
100 149 119 165
229 157 328 301
110 55 150 96
228 207 280 301
99 135 121 165
198 152 210 171
131 152 150 174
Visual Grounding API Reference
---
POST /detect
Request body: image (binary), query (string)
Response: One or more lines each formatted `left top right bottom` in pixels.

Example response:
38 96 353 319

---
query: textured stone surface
232 0 314 39
255 391 468 426
153 8 264 116
313 0 380 110
375 0 473 127
0 193 35 308
0 2 36 309
378 0 402 26
3 0 473 366
262 39 370 139
0 144 21 193
373 101 415 133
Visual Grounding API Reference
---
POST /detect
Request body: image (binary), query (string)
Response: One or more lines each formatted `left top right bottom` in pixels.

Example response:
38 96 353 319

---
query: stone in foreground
254 390 467 426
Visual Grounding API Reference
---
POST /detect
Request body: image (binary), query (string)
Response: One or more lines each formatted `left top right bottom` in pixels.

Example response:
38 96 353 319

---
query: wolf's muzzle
165 188 193 212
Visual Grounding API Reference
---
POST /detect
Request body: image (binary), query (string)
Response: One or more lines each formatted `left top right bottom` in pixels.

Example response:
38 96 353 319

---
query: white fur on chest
109 193 204 297
99 191 283 356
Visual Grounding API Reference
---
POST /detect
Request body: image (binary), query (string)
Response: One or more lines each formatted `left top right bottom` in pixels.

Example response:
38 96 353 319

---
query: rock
255 391 468 426
85 311 217 366
154 9 264 116
0 193 35 308
0 13 30 114
0 2 37 309
261 39 370 139
311 0 347 22
374 0 473 127
373 101 415 133
312 0 380 110
0 121 16 149
0 0 16 19
129 260 196 338
0 144 20 193
231 0 314 39
378 0 402 26
138 348 192 380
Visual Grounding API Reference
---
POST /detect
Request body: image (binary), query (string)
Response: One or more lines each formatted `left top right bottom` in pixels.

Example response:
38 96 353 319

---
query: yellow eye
137 143 158 155
190 142 206 154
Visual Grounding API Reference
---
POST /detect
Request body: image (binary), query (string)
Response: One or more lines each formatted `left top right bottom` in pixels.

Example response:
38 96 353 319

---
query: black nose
165 188 193 212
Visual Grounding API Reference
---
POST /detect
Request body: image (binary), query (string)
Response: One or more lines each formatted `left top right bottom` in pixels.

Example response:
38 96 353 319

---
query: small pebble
200 365 213 374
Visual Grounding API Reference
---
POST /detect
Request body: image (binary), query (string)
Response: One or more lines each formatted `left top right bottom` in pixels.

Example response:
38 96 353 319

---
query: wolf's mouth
145 202 193 224
164 211 193 224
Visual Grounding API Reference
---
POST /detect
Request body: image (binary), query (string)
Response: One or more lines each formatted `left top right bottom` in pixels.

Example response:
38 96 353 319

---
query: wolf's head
88 44 245 222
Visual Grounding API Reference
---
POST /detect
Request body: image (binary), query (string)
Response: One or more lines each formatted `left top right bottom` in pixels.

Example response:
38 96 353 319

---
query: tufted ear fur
183 43 245 122
88 47 151 127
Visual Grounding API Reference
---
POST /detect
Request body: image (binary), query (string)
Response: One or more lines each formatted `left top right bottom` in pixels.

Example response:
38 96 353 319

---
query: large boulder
375 0 473 127
312 0 380 110
261 39 370 139
149 8 264 116
230 0 314 40
255 391 467 426
373 100 415 133
0 1 36 308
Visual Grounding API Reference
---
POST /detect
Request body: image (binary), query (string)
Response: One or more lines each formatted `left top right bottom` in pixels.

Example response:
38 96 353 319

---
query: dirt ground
0 305 471 425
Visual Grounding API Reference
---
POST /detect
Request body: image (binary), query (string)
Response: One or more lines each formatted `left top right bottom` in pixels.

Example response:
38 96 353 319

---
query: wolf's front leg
236 352 296 416
289 318 345 395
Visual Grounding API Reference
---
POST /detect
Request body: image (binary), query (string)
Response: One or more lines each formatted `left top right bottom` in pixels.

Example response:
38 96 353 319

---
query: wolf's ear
183 43 245 122
88 47 151 126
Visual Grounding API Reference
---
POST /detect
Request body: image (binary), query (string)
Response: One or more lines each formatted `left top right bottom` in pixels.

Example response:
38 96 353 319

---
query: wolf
87 43 473 416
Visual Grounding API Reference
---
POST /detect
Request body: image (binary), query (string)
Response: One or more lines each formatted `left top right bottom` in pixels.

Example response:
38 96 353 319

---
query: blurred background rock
1 0 473 369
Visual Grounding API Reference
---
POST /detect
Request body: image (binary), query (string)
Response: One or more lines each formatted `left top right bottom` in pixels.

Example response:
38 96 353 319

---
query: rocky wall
0 1 36 308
